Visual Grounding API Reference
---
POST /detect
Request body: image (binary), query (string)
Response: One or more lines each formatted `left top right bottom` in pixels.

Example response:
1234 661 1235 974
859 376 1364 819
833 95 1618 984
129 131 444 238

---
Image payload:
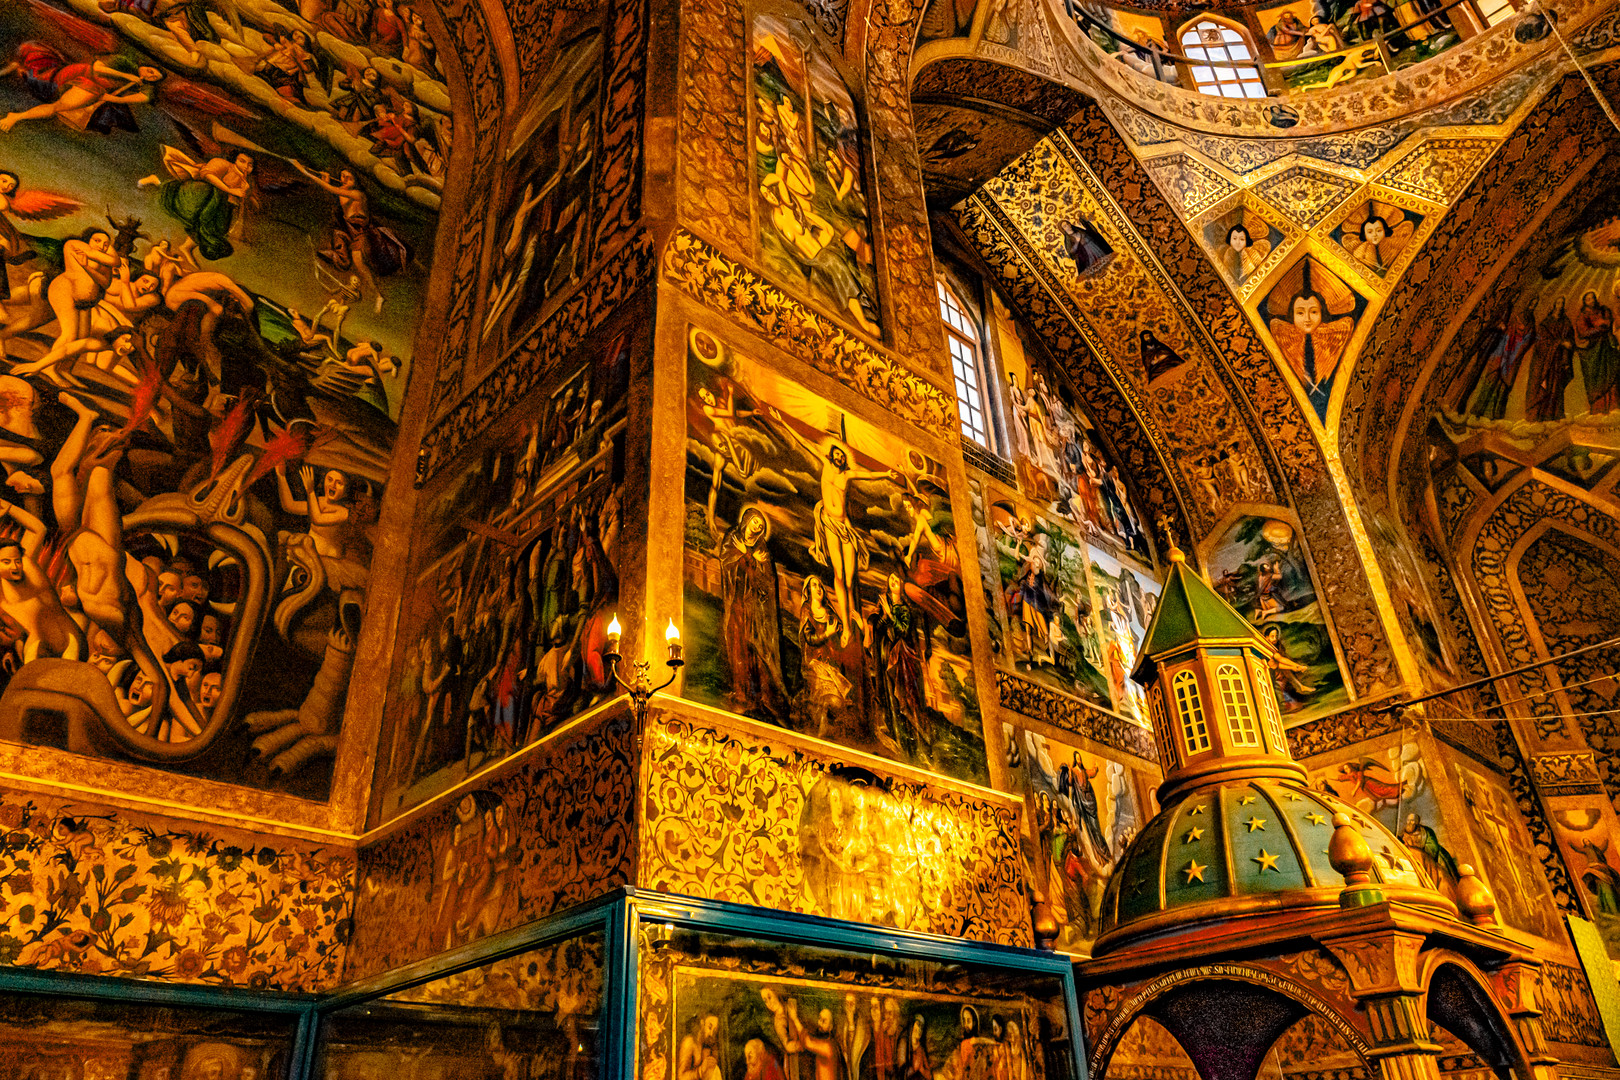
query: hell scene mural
373 318 634 820
1005 722 1149 954
669 969 1049 1080
750 8 879 338
1207 514 1348 721
682 327 985 784
0 0 456 799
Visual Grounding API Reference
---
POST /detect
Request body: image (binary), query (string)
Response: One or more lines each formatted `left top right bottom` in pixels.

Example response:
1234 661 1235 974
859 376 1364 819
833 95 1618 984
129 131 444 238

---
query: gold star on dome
1239 795 1257 806
1283 791 1303 802
1184 827 1204 843
1305 812 1328 826
1245 817 1267 832
1189 804 1207 815
1184 860 1207 884
1253 850 1281 873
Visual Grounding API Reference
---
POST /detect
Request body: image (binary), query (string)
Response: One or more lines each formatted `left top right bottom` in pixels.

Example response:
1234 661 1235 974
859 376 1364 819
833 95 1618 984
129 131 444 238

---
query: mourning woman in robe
719 506 787 721
867 572 933 756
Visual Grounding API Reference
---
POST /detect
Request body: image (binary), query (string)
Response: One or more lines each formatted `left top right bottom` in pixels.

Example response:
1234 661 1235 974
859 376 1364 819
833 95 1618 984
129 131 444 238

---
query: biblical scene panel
1548 799 1620 962
987 497 1112 710
968 479 1004 660
373 316 635 820
478 25 606 362
682 327 985 784
1441 184 1620 461
0 0 452 799
1447 752 1564 941
320 932 604 1079
750 10 879 337
640 929 1076 1080
1087 545 1157 726
641 716 1028 943
1206 514 1347 722
1303 734 1460 901
1003 721 1150 955
995 297 1152 565
0 992 297 1078
1256 0 1462 93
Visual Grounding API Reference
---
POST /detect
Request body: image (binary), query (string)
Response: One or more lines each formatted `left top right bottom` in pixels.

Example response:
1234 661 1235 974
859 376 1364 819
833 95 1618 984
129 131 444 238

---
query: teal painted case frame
0 886 1089 1080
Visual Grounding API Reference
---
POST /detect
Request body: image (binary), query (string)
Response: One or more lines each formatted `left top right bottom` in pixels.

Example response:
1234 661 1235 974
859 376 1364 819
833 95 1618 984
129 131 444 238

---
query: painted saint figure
1058 217 1113 279
866 572 935 755
1525 297 1578 421
718 507 787 720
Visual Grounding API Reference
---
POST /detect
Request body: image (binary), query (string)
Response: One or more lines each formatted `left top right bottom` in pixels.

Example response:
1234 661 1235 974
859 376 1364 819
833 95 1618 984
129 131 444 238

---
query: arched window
1172 670 1210 754
1253 658 1287 753
1179 18 1266 99
1148 692 1176 767
937 279 993 447
1217 663 1260 748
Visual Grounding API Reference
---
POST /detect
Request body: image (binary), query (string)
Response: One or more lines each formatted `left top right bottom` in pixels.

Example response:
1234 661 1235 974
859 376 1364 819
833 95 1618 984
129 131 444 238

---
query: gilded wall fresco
641 715 1030 945
345 709 635 981
682 328 984 781
0 0 453 801
1003 721 1152 955
1548 798 1620 961
1205 514 1347 721
372 314 637 822
0 785 353 990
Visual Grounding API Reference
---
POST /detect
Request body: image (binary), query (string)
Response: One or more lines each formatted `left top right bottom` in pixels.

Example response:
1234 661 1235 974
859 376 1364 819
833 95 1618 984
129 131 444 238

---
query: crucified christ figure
766 406 898 648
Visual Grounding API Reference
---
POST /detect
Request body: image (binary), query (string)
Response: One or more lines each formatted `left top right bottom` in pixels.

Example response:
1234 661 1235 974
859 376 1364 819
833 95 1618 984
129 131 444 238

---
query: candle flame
607 615 622 637
665 618 681 642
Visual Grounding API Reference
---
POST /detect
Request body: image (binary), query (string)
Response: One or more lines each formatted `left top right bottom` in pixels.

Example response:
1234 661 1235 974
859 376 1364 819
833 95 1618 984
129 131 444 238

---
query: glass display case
0 889 1084 1080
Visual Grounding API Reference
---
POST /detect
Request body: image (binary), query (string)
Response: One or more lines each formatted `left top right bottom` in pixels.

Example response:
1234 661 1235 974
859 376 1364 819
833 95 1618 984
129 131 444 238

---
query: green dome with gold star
1094 775 1458 954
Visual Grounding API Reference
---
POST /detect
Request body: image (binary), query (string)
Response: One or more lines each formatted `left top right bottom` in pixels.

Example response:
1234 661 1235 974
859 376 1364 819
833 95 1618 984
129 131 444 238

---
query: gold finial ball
1455 863 1498 926
1156 514 1186 564
1327 812 1374 882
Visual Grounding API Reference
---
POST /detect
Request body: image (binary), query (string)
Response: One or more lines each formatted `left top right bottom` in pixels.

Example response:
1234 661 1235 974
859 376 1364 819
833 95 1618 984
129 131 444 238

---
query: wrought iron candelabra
602 615 683 723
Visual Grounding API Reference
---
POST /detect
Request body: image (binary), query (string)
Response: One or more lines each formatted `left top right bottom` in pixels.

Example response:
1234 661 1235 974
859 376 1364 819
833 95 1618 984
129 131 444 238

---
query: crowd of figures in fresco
1006 723 1147 952
0 0 458 796
676 976 1043 1080
682 329 985 784
977 312 1161 723
375 326 631 817
750 10 879 339
1446 184 1620 434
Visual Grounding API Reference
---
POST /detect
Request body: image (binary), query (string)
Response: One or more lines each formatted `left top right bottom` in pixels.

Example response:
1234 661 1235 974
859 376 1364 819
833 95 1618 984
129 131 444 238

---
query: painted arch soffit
1344 65 1620 523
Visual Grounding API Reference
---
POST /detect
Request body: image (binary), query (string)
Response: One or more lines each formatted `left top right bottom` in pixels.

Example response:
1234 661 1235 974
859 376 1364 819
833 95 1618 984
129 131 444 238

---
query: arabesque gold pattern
640 716 1031 945
662 231 959 439
0 788 353 992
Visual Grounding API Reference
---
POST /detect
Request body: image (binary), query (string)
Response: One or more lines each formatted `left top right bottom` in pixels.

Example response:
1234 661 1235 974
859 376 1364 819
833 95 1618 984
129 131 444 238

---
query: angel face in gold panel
1203 210 1281 289
1262 258 1366 422
1337 201 1421 275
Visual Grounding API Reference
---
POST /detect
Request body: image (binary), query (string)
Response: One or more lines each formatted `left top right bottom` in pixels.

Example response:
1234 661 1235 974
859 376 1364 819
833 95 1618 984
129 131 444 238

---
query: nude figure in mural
767 406 898 647
677 1015 724 1080
0 501 86 662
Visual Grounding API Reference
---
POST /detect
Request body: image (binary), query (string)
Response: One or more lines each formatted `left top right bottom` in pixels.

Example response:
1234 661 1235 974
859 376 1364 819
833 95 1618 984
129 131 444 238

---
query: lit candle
605 615 622 657
665 618 683 664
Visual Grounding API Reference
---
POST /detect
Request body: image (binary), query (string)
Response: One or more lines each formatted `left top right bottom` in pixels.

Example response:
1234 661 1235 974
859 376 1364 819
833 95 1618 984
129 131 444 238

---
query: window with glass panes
1472 0 1516 25
1179 20 1266 99
938 280 992 447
